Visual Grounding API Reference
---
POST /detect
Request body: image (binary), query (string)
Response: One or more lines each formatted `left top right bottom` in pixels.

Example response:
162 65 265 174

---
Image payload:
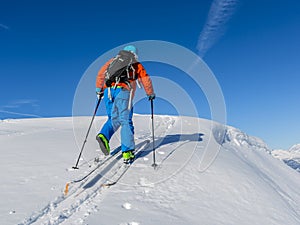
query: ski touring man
95 45 155 163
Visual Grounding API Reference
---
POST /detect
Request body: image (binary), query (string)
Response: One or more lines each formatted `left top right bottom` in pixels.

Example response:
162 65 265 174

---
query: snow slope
0 115 299 225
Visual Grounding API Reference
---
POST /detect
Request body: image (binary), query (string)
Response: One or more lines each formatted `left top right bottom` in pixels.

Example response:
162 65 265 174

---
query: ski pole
72 95 103 169
150 99 157 168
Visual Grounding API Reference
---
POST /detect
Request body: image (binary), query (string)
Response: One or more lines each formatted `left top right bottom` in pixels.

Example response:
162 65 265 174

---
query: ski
64 139 150 195
74 147 121 183
102 139 150 187
64 146 122 195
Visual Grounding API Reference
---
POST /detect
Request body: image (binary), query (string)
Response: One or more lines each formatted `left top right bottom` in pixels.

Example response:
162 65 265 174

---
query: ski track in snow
20 141 149 225
19 116 177 225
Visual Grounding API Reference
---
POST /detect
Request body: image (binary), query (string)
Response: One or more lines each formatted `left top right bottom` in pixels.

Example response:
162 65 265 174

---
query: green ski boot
122 150 135 164
96 134 110 156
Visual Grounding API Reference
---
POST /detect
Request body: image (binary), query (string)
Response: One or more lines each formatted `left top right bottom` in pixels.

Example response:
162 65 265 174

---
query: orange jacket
96 58 154 96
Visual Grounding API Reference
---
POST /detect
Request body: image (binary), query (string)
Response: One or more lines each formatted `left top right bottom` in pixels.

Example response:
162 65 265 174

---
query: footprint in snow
138 177 154 188
51 186 57 191
122 202 132 210
119 222 139 225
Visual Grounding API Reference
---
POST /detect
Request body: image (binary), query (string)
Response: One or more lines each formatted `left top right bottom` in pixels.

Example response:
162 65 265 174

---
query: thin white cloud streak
197 0 238 57
3 99 39 109
0 23 9 30
0 99 41 118
0 110 42 118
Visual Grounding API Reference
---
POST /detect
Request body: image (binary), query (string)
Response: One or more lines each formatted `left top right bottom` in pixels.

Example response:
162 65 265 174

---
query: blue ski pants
99 87 134 152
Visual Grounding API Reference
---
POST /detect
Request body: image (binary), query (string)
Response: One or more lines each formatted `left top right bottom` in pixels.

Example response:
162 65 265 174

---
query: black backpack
105 50 138 87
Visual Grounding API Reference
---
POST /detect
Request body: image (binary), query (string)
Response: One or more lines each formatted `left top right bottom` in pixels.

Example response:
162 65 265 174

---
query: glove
96 88 104 99
148 94 156 101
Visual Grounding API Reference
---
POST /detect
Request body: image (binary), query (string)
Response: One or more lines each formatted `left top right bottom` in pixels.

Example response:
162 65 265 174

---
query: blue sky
0 0 300 150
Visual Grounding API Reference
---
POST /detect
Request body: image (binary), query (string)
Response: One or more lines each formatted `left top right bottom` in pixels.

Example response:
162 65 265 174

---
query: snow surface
0 115 299 225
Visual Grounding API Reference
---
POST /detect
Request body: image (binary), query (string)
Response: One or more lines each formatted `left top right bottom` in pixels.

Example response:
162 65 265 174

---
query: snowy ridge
0 115 299 225
222 126 270 153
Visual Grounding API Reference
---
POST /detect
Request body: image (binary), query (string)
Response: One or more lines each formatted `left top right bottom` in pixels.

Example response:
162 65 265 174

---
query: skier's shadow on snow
139 133 204 161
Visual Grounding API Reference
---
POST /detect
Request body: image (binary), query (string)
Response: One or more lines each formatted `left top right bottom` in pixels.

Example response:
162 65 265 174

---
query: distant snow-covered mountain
272 144 300 172
290 144 300 153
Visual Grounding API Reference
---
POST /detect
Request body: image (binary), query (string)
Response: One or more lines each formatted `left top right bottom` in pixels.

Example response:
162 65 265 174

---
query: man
95 45 155 163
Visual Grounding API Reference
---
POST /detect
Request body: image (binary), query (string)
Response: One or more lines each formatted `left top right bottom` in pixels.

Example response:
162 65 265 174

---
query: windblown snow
0 115 299 225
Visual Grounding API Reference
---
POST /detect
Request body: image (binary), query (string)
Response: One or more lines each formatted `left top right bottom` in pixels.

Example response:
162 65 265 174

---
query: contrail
197 0 238 57
0 99 41 118
0 23 9 30
0 110 42 118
